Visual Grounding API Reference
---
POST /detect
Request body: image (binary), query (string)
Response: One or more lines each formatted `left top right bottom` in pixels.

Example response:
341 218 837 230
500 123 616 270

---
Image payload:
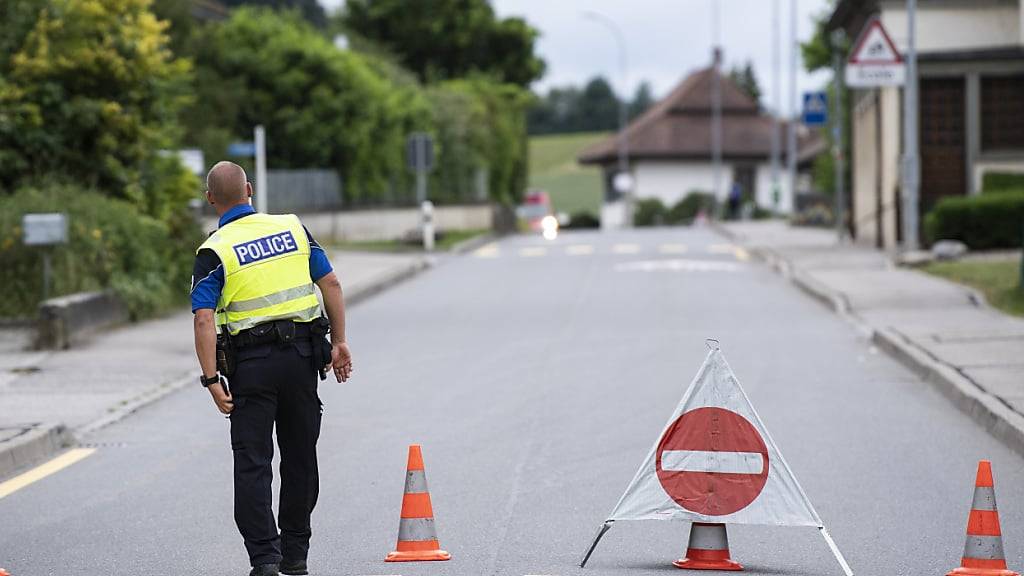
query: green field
528 132 610 217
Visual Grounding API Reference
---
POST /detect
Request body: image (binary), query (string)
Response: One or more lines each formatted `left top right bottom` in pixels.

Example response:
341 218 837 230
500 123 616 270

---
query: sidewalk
0 251 428 478
719 220 1024 456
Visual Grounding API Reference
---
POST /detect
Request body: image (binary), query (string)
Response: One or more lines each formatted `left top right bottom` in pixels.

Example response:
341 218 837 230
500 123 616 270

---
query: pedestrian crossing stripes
473 243 749 263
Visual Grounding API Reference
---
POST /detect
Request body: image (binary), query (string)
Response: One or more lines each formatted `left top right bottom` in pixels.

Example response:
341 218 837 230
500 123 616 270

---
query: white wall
633 161 730 207
881 1 1022 53
754 164 795 213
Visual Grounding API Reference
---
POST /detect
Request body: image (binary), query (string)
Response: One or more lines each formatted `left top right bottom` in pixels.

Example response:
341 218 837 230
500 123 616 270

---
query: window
981 75 1024 151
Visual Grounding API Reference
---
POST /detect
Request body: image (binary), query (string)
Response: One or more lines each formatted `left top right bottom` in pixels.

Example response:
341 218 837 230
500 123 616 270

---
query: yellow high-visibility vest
198 212 321 335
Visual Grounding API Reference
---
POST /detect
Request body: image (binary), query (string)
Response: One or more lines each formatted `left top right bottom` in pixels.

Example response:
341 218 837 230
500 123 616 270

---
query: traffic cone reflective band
673 522 743 571
385 444 451 562
948 460 1019 576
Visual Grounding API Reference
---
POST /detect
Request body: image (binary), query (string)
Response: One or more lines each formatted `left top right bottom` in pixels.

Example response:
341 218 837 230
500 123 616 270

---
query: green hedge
982 172 1024 194
0 183 203 319
668 192 717 224
924 191 1024 250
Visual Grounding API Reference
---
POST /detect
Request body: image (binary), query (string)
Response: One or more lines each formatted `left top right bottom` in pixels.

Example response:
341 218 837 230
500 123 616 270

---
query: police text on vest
233 231 298 265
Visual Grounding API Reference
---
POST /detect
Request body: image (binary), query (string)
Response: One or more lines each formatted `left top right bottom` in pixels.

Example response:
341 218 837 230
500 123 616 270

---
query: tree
220 0 327 28
628 81 655 120
341 0 545 87
0 0 193 213
577 77 619 132
728 61 762 106
186 8 431 202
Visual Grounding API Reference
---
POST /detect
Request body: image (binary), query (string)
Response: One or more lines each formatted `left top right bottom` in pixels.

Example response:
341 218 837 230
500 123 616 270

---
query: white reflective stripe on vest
224 304 321 334
225 283 316 313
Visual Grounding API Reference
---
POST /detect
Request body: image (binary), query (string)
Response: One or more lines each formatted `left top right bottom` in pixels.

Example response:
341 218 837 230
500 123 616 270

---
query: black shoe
279 559 308 575
249 564 279 576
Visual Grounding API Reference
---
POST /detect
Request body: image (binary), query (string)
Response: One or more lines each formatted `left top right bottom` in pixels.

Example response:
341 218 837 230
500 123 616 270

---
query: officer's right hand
330 342 353 383
208 382 234 414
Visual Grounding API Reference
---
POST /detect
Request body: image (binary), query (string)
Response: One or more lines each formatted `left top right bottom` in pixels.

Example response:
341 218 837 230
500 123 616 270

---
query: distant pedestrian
191 161 352 576
728 181 743 220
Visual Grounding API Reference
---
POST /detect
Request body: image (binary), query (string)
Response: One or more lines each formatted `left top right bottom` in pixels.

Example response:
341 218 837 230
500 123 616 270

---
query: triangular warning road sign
606 347 821 526
849 17 903 65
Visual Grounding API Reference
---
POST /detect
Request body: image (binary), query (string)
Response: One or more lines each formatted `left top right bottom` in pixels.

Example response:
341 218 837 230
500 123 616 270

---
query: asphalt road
2 226 1023 576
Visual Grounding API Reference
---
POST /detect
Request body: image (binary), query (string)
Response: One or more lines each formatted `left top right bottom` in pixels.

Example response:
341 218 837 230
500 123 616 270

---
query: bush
982 172 1024 194
924 191 1024 250
667 192 716 224
633 198 667 227
0 183 204 319
565 211 600 229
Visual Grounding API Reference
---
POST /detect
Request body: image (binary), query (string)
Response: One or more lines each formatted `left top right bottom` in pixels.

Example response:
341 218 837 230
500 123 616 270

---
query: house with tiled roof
578 66 823 226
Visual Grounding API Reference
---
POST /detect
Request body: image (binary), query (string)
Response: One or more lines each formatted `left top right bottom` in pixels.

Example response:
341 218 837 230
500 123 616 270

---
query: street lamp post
583 11 632 226
711 2 723 207
771 0 782 210
787 0 799 214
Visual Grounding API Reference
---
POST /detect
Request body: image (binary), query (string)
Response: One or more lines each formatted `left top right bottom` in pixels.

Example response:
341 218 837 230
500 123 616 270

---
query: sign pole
832 30 846 241
42 250 52 301
902 0 920 250
254 125 268 213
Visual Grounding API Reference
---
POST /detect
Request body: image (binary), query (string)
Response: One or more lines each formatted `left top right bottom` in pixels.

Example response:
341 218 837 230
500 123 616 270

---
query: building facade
829 0 1024 248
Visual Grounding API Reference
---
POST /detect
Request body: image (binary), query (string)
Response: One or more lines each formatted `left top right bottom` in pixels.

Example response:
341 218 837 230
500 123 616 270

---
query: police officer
191 161 352 576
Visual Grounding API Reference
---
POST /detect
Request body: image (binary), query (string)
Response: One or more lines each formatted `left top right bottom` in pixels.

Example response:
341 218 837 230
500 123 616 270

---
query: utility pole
787 0 799 213
832 30 846 241
254 125 268 213
902 0 920 250
582 11 632 226
711 1 723 205
771 0 782 210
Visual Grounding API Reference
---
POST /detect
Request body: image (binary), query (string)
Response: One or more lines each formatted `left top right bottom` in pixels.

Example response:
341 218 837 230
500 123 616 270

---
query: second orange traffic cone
948 460 1019 576
673 522 743 571
385 444 451 562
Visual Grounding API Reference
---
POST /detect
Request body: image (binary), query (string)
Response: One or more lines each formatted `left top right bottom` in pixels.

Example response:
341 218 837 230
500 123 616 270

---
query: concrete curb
449 232 498 255
0 257 434 478
0 423 73 479
873 327 1024 458
713 224 1024 458
344 258 431 308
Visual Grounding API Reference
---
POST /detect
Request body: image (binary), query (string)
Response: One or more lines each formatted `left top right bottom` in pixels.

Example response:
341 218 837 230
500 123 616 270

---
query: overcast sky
320 0 835 117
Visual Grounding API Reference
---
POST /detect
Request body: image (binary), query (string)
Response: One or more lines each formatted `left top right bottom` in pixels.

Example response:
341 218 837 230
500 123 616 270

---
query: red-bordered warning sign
655 407 769 516
846 17 905 87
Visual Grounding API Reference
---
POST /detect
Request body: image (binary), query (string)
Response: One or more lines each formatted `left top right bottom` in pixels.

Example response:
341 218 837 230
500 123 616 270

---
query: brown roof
578 67 822 166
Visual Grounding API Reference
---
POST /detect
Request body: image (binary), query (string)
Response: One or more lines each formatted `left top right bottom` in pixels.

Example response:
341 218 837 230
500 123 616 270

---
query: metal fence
265 169 343 213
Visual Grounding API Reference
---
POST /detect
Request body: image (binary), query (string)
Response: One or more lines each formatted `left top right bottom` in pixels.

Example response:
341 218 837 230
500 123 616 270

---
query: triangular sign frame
579 344 854 576
848 16 903 65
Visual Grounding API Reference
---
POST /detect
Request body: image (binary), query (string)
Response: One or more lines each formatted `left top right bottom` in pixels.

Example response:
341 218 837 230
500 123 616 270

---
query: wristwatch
200 373 222 388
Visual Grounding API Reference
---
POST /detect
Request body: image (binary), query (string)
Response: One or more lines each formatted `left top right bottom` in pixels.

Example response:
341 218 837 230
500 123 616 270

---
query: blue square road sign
802 92 829 127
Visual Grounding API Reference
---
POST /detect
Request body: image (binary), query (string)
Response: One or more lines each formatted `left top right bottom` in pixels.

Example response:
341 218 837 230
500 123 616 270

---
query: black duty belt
233 320 314 349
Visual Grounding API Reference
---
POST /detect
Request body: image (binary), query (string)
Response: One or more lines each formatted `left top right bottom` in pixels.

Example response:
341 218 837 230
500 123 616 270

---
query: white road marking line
615 259 741 273
519 246 547 257
661 450 764 474
566 244 594 256
658 244 688 254
733 247 750 261
708 243 736 254
0 448 96 500
612 243 641 254
474 242 500 258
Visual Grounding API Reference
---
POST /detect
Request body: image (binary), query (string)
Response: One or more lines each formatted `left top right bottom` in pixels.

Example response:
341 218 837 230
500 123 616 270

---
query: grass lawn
528 132 609 218
923 258 1024 317
329 228 490 253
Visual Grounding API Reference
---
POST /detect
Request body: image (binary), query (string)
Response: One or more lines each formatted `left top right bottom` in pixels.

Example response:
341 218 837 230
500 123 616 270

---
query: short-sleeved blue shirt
190 204 333 312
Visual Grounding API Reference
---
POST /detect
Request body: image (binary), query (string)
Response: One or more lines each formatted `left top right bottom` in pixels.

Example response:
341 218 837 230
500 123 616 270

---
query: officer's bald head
206 161 250 207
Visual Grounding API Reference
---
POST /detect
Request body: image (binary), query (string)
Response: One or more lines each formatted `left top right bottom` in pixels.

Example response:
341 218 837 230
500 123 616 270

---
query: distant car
517 190 554 232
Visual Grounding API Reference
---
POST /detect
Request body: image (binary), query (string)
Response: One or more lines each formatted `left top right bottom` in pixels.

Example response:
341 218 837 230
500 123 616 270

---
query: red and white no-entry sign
655 407 769 516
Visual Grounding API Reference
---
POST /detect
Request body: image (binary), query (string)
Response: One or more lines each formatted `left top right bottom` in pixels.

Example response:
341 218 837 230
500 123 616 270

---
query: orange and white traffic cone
948 460 1019 576
673 522 743 571
0 568 10 576
385 444 451 562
